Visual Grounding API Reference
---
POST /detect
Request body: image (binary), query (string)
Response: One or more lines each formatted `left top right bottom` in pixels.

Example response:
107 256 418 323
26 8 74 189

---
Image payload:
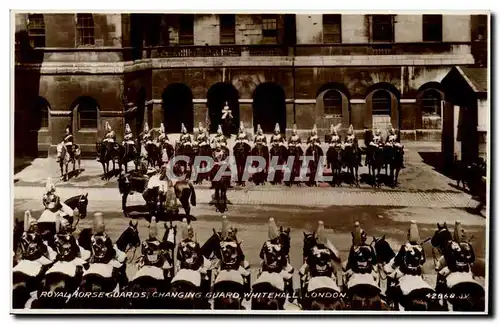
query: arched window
372 90 391 115
323 90 343 116
422 89 442 116
77 97 98 129
33 97 49 130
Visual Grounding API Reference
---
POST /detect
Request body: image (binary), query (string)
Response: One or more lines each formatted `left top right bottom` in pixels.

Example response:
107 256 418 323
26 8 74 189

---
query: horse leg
121 192 128 216
101 162 106 180
355 166 360 187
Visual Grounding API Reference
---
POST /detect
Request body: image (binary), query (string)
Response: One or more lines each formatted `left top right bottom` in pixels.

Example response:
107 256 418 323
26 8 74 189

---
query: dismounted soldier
63 125 74 158
270 123 285 146
179 123 193 146
288 124 301 147
221 102 233 121
196 122 209 146
103 122 116 144
157 123 170 144
254 124 267 145
328 123 342 147
236 123 250 144
307 124 321 147
212 125 227 148
141 122 153 145
221 102 234 136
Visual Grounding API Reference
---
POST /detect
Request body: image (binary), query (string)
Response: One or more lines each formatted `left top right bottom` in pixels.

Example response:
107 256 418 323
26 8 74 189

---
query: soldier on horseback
179 123 193 147
139 217 173 271
102 122 116 154
288 124 301 147
141 122 153 145
385 220 426 279
40 178 74 224
157 122 170 145
254 124 267 145
328 124 342 148
307 124 321 147
344 221 378 282
385 126 406 168
343 124 363 167
63 126 75 159
236 123 250 144
123 123 135 146
270 123 285 147
196 122 209 147
370 129 383 147
211 125 227 148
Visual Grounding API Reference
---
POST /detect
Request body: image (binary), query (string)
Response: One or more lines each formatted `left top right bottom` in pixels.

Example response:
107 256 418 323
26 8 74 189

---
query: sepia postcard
11 10 490 314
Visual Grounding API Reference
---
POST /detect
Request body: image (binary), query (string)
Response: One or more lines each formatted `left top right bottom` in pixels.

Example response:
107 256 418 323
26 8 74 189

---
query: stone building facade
14 13 488 156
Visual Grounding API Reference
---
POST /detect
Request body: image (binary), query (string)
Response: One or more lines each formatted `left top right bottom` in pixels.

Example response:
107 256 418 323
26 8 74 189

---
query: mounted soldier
140 122 153 145
288 124 301 147
179 123 193 147
344 222 378 282
370 129 383 147
270 123 285 147
122 123 137 156
221 102 234 137
40 178 74 225
307 124 321 147
385 126 406 168
196 122 209 147
103 121 116 153
63 125 75 160
138 217 173 272
343 124 363 167
212 125 227 148
254 124 267 146
157 122 170 145
328 123 342 148
235 123 250 144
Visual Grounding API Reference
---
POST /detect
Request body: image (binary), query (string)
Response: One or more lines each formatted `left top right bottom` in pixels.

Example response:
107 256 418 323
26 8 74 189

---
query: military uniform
254 124 267 145
259 218 293 280
212 125 227 148
270 123 285 147
157 123 169 144
63 128 74 158
39 178 74 224
141 122 153 145
344 125 357 147
288 125 301 147
370 129 383 147
221 102 233 121
385 127 405 168
123 123 135 146
236 124 250 144
344 222 378 283
196 122 209 146
307 125 321 147
179 123 193 146
328 124 342 147
103 122 116 143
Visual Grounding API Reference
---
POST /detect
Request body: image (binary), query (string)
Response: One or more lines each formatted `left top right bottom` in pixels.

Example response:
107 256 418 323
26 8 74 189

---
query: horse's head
13 219 24 253
279 226 291 255
303 230 316 260
116 220 141 252
56 143 67 161
54 231 79 262
91 233 115 263
76 193 89 219
200 229 222 259
371 235 395 264
20 230 45 261
431 222 453 252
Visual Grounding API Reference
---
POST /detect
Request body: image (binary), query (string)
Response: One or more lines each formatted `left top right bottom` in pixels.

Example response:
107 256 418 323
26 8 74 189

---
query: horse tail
188 182 196 206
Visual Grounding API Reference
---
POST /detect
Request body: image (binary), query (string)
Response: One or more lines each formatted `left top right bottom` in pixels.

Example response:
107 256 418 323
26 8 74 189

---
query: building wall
296 15 322 44
395 15 422 43
194 14 219 45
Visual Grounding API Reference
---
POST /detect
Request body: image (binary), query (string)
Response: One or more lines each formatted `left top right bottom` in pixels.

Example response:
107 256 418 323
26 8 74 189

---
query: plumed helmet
408 220 420 243
348 124 354 135
105 121 111 131
292 124 297 134
312 124 317 134
274 123 280 133
224 101 230 110
316 220 328 245
161 148 169 163
352 221 364 246
125 123 131 133
198 122 204 130
187 224 195 241
330 124 335 134
375 129 381 136
239 123 245 131
181 123 187 133
454 221 466 242
216 125 222 134
257 124 263 134
268 217 279 240
160 123 165 133
93 212 105 235
221 215 229 240
143 122 149 133
45 177 55 193
149 217 158 239
24 210 37 232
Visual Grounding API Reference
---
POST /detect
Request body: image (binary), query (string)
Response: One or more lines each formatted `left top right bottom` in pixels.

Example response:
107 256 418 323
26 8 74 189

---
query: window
323 14 342 44
33 97 49 129
27 14 45 47
76 14 95 46
422 89 442 116
262 15 278 44
179 14 194 45
372 15 393 42
372 90 391 115
220 14 235 44
324 90 343 115
78 99 98 129
472 15 487 41
423 15 443 42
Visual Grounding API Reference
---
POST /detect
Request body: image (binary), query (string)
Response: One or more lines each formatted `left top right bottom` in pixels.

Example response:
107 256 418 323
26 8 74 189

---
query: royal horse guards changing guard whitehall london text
10 9 491 315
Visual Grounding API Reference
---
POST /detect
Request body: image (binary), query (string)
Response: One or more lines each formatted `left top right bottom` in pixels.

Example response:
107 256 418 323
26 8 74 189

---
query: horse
210 160 231 213
194 144 213 184
343 145 361 187
233 141 251 186
286 145 304 187
250 143 269 186
326 146 343 187
372 236 441 311
96 141 121 180
175 143 195 179
158 141 175 164
143 141 161 169
385 145 404 188
430 224 485 311
366 145 385 188
118 142 140 173
304 145 324 186
56 143 81 181
269 144 288 185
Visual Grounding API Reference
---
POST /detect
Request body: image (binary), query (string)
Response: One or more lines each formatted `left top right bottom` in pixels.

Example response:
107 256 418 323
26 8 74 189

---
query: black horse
304 145 324 186
194 144 213 184
326 146 342 187
233 142 251 186
119 142 140 173
343 145 361 187
143 142 161 168
366 145 385 188
175 144 196 180
210 160 232 213
286 145 304 187
96 141 122 180
269 144 288 185
250 143 269 186
385 145 404 188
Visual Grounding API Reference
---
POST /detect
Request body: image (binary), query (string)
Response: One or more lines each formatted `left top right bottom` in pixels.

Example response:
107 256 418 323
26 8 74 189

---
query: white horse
56 143 81 181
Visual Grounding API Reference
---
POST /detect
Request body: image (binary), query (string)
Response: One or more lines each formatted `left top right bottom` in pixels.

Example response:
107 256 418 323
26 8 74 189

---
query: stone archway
252 82 286 133
162 83 194 133
365 83 400 134
207 82 240 134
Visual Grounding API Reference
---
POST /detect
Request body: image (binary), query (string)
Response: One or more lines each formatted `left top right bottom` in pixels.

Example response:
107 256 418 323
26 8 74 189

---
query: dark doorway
252 83 286 133
135 87 147 135
207 82 240 134
162 84 194 133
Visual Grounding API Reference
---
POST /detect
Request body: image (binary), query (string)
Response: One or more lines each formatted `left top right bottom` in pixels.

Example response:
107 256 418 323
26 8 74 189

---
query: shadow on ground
124 203 197 223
